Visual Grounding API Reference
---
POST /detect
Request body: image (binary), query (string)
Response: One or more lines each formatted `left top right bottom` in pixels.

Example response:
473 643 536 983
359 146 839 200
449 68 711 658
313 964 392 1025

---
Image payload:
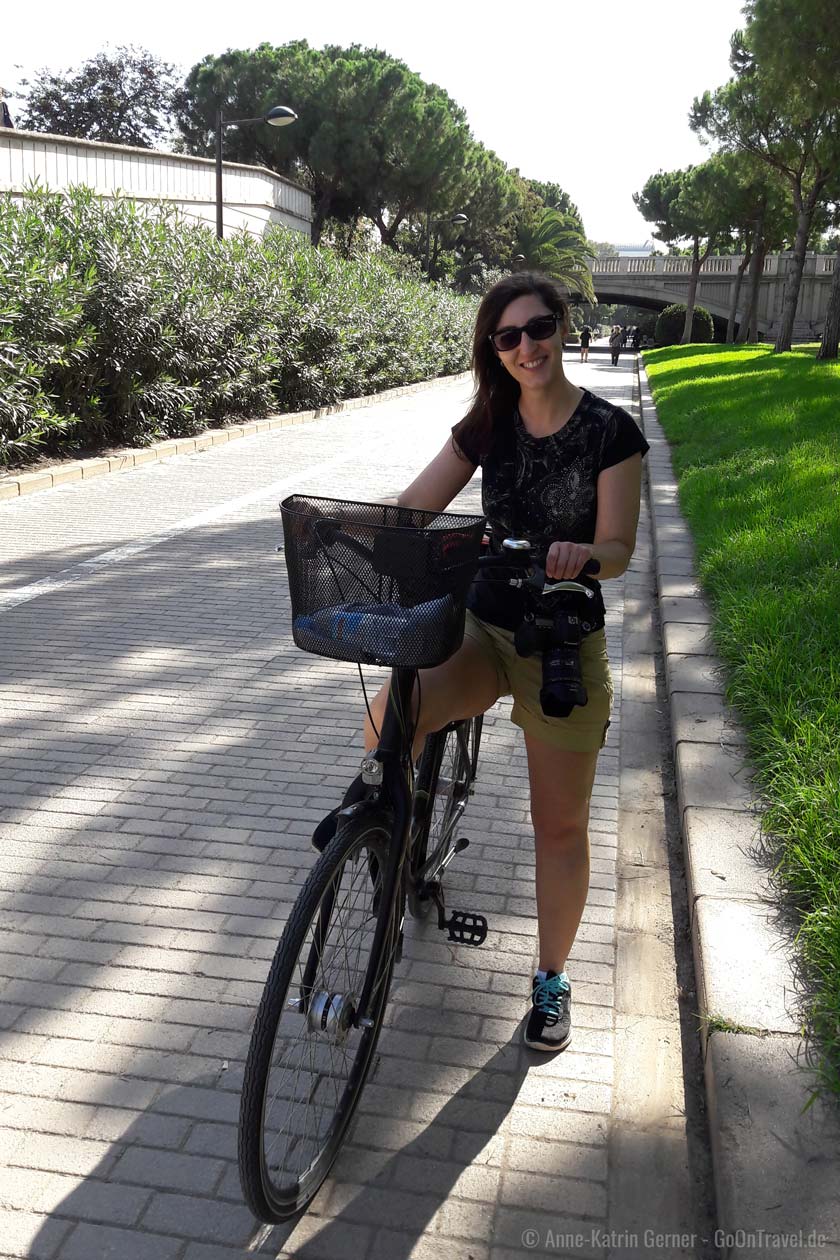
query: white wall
0 129 312 238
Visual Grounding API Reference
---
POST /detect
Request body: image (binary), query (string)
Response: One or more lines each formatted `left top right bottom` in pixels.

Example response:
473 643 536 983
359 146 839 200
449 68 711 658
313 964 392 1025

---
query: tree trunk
310 189 333 248
726 250 751 343
310 220 322 248
680 238 711 344
774 200 812 353
374 205 407 248
374 212 395 246
746 242 768 342
817 245 840 360
737 211 766 343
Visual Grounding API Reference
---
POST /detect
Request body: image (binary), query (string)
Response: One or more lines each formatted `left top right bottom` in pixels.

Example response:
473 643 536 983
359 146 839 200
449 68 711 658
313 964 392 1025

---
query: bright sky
1 0 744 243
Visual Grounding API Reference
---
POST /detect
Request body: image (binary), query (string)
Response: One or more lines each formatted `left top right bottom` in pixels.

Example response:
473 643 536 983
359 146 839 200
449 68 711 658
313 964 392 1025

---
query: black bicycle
237 495 598 1222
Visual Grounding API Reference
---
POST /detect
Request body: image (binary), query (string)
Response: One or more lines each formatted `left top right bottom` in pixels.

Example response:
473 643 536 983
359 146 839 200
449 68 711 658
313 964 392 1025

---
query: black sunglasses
489 313 563 352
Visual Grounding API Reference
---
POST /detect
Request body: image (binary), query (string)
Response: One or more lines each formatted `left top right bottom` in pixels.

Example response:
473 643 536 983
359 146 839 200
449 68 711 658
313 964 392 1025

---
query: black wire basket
280 495 486 668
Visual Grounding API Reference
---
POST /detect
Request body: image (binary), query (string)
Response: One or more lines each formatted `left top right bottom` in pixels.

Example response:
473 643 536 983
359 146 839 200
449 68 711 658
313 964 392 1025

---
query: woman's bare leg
364 637 501 758
524 734 600 972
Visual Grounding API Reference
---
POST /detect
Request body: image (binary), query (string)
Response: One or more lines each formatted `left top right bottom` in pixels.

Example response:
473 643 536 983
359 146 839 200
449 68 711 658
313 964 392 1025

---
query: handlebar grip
313 517 342 546
313 518 377 567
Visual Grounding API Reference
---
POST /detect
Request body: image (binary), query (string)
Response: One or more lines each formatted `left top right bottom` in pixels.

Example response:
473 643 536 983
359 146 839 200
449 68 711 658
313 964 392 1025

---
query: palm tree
513 208 596 301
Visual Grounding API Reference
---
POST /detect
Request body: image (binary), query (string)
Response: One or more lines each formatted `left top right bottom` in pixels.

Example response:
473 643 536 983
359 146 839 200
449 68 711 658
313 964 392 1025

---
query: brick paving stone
0 1130 120 1178
0 1208 73 1260
84 1109 192 1150
0 368 647 1257
57 1223 182 1260
0 1098 99 1138
386 1154 503 1203
275 1216 374 1259
506 1135 607 1182
369 1233 490 1260
323 1182 444 1230
110 1146 226 1194
184 1247 273 1260
139 1192 256 1244
2 1167 151 1225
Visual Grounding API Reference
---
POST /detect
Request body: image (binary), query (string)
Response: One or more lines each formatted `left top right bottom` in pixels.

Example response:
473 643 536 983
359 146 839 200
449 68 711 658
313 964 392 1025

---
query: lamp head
265 106 297 127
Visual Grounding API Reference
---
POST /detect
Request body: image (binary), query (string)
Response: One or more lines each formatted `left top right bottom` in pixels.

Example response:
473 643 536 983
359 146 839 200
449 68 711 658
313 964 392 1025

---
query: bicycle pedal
443 910 488 947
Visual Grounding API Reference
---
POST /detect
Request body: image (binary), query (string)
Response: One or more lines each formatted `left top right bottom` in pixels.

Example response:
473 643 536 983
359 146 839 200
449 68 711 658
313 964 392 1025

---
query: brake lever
508 566 595 598
541 578 596 598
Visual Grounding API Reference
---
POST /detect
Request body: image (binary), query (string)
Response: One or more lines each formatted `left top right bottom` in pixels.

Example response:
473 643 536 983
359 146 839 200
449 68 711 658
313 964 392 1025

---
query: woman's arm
388 438 477 513
545 454 643 581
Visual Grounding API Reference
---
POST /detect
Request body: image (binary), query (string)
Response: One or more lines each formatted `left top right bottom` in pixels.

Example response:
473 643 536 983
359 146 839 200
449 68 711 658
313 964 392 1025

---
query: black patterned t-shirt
452 390 649 630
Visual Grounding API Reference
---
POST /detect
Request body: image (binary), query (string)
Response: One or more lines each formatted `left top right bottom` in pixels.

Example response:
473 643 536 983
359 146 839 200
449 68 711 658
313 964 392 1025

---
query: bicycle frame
348 663 417 1027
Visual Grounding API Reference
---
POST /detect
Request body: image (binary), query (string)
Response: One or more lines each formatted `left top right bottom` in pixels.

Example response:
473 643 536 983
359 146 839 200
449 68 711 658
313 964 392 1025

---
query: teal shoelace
534 973 570 1018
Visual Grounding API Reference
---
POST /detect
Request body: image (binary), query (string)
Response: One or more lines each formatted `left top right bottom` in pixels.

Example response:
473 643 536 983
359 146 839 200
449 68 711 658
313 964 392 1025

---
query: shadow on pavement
21 1045 530 1257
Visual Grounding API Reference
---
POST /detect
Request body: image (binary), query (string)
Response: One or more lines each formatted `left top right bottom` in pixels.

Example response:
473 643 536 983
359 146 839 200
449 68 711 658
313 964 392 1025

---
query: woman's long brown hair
452 272 570 461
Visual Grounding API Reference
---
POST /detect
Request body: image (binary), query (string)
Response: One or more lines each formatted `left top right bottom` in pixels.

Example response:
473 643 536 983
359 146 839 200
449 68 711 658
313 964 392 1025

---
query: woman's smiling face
493 294 567 390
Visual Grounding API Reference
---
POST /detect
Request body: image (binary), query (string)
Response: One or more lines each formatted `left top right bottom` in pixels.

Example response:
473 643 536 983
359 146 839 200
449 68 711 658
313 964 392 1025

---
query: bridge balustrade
592 253 836 277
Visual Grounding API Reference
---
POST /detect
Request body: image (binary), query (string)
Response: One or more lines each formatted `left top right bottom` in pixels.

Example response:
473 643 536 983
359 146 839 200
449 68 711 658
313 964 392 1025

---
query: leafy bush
655 303 715 346
0 186 477 467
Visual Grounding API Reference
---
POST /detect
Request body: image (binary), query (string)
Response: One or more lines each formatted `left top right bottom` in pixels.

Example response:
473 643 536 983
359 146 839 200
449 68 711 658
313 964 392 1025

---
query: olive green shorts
462 610 614 752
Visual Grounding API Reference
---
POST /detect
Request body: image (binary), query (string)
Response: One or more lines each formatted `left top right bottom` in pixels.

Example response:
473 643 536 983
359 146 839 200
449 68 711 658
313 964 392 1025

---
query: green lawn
643 342 840 1096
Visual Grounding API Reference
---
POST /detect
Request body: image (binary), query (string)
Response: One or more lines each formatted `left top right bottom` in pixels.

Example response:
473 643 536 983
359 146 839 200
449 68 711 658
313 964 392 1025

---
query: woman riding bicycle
321 272 648 1052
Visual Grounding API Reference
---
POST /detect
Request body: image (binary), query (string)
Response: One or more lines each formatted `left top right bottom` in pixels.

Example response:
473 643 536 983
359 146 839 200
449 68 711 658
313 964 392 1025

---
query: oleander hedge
0 186 477 467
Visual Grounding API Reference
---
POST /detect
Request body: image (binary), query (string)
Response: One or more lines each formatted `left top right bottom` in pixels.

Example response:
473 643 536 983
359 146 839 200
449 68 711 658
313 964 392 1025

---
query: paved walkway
0 362 711 1259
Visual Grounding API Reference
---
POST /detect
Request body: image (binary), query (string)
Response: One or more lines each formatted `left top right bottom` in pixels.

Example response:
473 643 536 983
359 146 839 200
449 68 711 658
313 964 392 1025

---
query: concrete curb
0 371 472 502
637 359 840 1259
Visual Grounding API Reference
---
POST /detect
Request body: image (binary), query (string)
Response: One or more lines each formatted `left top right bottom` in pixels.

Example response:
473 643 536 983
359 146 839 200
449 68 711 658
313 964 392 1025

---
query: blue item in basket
294 596 453 661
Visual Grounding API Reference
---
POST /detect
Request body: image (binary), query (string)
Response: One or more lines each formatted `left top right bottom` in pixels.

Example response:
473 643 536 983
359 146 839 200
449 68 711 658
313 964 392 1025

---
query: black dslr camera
514 606 590 718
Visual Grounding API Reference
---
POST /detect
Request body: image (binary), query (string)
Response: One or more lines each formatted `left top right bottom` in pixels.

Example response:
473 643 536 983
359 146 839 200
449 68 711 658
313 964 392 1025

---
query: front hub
307 990 358 1040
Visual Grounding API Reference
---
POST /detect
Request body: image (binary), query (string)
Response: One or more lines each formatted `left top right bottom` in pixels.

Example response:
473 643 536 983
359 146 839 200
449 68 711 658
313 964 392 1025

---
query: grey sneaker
524 971 572 1051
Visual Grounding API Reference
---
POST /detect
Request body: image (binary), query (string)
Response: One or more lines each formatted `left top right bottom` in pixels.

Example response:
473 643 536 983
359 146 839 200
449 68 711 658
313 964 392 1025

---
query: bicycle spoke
245 822 398 1211
263 856 370 1174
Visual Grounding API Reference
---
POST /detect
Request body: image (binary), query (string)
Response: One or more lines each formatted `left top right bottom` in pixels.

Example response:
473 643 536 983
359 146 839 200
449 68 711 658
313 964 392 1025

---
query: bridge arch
588 287 733 339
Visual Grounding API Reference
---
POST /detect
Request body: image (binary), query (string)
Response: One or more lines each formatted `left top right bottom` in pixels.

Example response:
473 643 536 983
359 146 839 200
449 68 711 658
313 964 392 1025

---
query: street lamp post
423 211 468 276
215 105 297 240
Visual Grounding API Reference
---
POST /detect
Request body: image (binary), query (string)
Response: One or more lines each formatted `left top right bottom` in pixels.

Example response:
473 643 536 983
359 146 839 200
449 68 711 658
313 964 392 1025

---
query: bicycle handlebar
310 519 599 600
476 540 600 600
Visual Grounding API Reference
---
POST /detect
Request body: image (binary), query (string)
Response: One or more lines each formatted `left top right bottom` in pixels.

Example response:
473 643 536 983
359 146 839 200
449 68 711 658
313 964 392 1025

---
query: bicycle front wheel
408 715 482 920
238 815 397 1222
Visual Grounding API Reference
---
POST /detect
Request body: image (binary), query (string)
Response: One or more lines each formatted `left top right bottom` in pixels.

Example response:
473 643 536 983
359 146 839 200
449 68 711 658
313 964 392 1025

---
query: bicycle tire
408 714 483 920
238 814 398 1222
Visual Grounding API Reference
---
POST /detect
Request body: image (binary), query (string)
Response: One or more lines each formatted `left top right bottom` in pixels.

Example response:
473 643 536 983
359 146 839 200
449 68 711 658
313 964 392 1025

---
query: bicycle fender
336 798 393 831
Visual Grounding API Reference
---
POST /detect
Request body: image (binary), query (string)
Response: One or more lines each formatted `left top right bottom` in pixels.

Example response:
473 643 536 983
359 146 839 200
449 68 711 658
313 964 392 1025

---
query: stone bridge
588 252 836 340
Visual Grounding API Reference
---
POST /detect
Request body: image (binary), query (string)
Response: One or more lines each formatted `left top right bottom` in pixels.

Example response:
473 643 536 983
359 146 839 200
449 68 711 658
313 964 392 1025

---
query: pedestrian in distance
319 273 649 1052
609 325 622 366
579 324 592 363
631 327 641 351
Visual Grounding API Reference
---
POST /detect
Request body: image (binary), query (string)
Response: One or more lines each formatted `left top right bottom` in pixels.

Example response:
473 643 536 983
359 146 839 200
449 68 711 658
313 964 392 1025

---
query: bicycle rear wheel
408 715 483 920
238 815 397 1222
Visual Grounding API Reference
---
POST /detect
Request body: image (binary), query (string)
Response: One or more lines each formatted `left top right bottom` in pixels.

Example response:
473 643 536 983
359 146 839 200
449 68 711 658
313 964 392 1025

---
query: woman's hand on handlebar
545 541 595 581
